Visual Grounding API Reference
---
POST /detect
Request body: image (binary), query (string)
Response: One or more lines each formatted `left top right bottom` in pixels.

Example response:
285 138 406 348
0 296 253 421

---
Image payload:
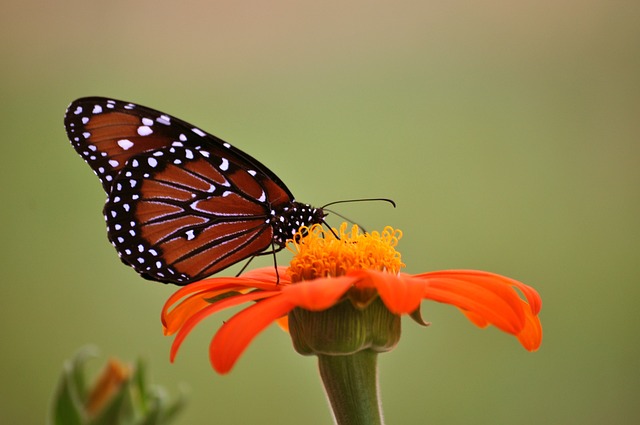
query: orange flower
162 224 542 374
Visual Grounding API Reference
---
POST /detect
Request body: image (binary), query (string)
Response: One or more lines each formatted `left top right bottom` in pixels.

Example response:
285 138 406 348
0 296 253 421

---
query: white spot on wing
220 158 229 171
185 229 195 240
137 126 153 136
142 117 154 126
117 139 134 150
93 105 103 114
192 127 206 137
157 115 171 125
148 157 158 167
108 159 119 167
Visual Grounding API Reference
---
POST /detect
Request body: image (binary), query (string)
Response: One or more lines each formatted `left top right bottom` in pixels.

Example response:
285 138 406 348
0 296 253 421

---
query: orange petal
281 276 355 311
416 270 541 341
210 294 297 373
162 286 248 335
162 279 241 323
209 276 355 373
515 299 543 351
242 266 291 283
458 308 490 328
418 273 526 334
275 315 289 332
361 270 425 314
161 270 284 334
417 270 542 315
170 290 278 363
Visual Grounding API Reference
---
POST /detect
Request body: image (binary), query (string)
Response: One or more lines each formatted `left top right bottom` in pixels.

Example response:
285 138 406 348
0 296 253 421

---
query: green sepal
409 306 431 327
289 297 401 356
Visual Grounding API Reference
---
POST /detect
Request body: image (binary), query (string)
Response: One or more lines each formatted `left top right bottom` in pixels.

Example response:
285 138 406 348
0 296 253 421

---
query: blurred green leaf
50 346 99 425
51 366 85 425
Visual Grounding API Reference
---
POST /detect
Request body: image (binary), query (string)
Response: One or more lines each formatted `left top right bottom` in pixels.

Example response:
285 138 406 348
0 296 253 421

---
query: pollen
287 223 405 282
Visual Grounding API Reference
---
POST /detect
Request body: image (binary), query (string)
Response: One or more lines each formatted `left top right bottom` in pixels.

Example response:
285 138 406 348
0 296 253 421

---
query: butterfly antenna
321 218 342 239
321 197 396 209
321 197 396 234
322 210 368 233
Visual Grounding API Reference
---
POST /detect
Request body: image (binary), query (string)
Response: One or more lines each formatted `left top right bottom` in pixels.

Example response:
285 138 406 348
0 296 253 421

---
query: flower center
287 223 405 282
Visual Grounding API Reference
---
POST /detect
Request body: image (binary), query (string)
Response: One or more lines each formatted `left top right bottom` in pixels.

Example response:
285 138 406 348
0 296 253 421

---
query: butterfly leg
234 244 286 283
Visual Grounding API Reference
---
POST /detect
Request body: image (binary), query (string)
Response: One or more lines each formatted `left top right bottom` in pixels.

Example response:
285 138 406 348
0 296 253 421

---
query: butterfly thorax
270 202 326 247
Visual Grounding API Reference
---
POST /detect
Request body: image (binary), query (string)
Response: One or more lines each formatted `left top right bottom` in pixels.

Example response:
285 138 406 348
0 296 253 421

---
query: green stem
318 350 384 425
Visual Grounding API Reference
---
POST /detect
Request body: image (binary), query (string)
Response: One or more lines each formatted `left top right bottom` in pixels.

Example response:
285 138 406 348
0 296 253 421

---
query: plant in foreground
50 347 186 425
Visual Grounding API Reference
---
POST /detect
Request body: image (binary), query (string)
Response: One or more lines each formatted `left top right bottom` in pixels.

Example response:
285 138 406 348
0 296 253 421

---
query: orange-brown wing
104 146 285 284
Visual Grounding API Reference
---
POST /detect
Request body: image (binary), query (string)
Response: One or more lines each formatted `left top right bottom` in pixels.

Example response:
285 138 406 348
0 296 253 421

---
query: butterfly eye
65 97 325 285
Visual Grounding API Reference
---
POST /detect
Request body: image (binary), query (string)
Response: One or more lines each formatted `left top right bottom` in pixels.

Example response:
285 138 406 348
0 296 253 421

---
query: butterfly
64 97 327 285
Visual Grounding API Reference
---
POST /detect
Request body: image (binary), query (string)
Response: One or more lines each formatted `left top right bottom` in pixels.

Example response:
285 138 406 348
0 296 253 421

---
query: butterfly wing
64 97 293 199
64 97 305 284
106 145 283 284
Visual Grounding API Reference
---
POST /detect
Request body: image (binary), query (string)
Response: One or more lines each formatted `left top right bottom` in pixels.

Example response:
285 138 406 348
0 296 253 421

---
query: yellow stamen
287 223 405 282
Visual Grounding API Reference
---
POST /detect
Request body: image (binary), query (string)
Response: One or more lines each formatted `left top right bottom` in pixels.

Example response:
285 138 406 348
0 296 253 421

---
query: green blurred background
2 1 638 424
